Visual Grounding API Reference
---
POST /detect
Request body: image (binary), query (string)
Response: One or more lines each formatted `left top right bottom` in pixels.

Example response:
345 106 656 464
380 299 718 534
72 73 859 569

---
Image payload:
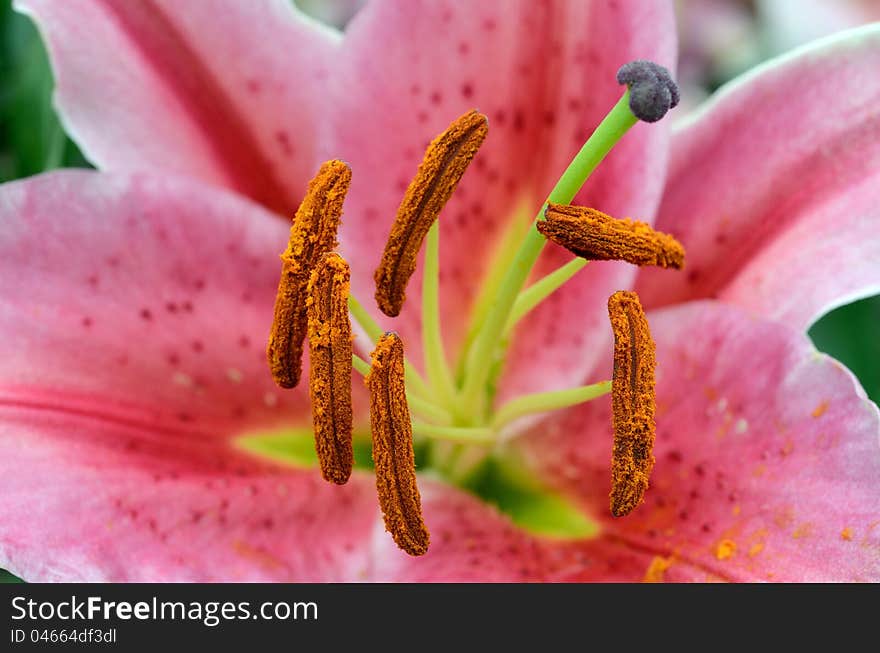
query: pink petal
16 0 337 215
370 480 664 582
636 25 880 330
0 171 384 581
0 410 379 581
326 0 677 397
517 301 880 581
0 170 310 434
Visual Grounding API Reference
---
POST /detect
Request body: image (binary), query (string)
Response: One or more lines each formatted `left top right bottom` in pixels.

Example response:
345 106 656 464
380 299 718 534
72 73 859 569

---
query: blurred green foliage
0 1 876 584
0 1 87 181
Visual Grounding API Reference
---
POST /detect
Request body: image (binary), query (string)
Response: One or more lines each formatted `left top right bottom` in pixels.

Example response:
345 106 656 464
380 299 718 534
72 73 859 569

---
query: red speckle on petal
275 130 294 157
140 308 153 321
81 317 93 328
458 41 470 56
461 83 474 99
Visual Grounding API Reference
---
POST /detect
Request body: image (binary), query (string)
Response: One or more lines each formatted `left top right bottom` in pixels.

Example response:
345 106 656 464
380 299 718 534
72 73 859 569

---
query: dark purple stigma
616 60 680 123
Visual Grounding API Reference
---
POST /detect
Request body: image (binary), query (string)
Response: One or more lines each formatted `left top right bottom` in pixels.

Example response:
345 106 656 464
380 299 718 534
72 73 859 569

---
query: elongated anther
374 109 488 317
366 332 430 556
307 252 354 485
267 160 351 388
607 291 656 517
539 203 685 269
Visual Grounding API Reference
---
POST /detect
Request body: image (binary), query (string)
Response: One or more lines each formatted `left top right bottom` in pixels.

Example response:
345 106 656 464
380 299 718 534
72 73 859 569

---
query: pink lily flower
3 0 878 582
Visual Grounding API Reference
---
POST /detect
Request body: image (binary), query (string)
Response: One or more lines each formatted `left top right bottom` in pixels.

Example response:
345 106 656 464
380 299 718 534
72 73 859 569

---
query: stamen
267 160 351 388
539 203 685 269
306 252 354 485
607 291 656 517
491 380 612 432
374 109 488 317
366 332 430 556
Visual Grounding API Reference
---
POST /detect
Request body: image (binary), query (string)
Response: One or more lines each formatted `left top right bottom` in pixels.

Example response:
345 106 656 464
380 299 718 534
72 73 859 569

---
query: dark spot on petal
140 308 153 321
461 82 474 99
81 317 93 328
276 130 294 157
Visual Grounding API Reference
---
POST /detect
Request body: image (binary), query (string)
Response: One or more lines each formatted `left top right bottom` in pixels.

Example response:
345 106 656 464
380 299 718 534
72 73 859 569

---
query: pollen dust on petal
714 539 737 561
232 540 285 571
811 400 829 418
840 527 854 541
792 523 812 539
748 542 765 557
643 555 675 582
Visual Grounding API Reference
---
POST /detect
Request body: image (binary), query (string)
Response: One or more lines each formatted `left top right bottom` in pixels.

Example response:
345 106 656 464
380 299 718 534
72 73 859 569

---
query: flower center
257 61 684 556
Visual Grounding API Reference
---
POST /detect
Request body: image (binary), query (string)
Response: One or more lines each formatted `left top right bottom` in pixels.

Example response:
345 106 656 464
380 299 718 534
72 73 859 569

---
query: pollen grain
267 160 351 388
307 252 354 485
540 203 685 269
374 109 488 317
608 290 657 517
366 332 430 556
